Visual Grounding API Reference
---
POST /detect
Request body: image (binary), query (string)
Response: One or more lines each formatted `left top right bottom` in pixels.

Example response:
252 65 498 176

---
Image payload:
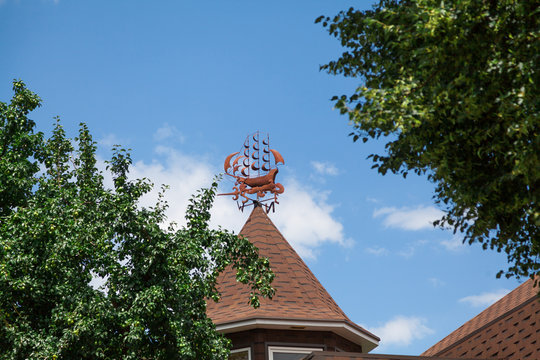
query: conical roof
207 203 379 351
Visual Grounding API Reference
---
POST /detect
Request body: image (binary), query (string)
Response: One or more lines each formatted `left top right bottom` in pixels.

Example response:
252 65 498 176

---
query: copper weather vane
219 131 285 212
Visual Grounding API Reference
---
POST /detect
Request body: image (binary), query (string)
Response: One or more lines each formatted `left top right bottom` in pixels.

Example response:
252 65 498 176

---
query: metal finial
219 131 285 213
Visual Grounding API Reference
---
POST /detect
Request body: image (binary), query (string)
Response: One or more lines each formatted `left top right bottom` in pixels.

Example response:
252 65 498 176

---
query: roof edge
422 278 539 356
425 295 538 357
215 317 380 353
304 351 488 360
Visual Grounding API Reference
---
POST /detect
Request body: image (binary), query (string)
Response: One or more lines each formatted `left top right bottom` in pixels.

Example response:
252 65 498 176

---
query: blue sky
0 0 523 355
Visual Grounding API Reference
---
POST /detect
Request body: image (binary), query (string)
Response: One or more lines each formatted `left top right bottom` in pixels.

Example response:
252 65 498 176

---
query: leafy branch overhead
0 81 274 360
318 0 539 280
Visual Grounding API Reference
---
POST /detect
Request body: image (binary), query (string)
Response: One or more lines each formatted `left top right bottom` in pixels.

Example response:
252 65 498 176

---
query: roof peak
207 205 379 350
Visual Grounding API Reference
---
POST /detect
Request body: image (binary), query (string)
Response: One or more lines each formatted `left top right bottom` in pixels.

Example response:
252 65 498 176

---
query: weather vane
219 131 285 213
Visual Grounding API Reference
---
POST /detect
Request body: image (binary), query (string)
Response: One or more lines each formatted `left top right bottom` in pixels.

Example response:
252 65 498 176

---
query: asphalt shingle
206 203 372 339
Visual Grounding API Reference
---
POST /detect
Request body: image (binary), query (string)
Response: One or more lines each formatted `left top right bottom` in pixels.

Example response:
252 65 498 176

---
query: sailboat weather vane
219 131 285 213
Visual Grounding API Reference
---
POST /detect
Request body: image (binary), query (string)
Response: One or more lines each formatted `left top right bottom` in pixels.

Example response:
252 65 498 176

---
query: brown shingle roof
422 279 539 359
304 352 484 360
206 204 377 341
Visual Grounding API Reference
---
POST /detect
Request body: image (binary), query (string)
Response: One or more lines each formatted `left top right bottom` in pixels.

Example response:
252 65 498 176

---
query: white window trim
230 347 251 360
268 346 322 360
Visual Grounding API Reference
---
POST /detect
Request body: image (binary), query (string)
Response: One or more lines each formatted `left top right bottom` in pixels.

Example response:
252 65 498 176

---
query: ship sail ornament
219 131 285 213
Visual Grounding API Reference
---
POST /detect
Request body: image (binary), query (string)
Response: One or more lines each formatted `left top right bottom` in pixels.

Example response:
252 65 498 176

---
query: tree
0 81 274 359
317 0 539 281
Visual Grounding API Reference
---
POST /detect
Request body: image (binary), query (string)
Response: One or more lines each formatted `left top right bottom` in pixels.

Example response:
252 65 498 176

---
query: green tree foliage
0 81 274 359
317 1 539 280
0 81 43 217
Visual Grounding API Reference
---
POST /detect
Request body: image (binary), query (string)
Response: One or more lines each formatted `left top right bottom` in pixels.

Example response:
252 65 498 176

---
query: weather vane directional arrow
219 131 285 213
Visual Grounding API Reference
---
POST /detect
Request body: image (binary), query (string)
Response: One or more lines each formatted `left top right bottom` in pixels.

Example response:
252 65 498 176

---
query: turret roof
206 203 379 350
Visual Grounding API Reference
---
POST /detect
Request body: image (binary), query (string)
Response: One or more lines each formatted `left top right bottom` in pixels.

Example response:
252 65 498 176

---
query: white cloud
440 235 465 251
397 239 428 258
459 289 510 307
128 145 216 228
428 277 445 287
153 123 185 143
368 316 434 349
116 146 348 260
89 273 107 293
366 196 381 204
365 246 388 256
397 245 416 258
373 205 443 231
311 161 339 176
269 180 349 259
99 133 126 148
